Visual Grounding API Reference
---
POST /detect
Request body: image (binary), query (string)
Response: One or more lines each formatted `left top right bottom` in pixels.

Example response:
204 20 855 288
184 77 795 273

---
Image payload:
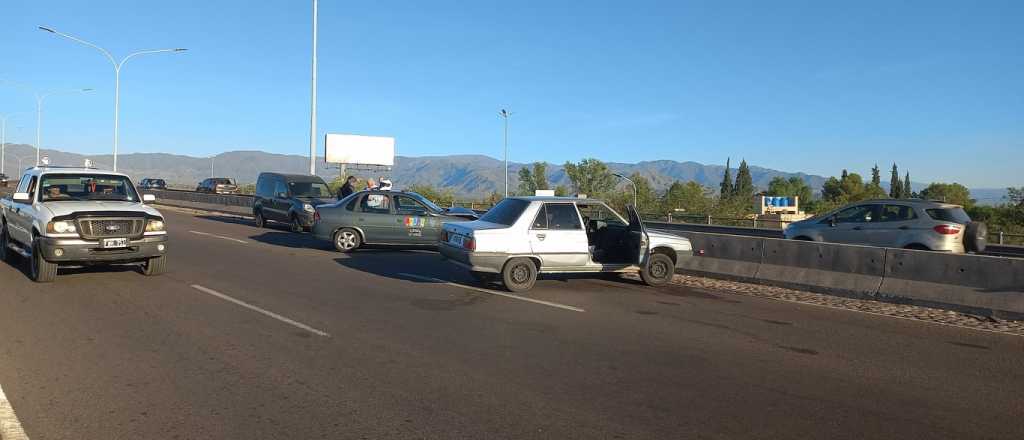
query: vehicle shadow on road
333 251 474 285
196 214 259 228
248 231 333 250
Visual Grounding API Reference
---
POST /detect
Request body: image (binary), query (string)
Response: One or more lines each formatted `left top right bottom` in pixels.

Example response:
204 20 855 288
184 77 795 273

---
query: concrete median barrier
756 239 885 298
879 249 1024 319
674 232 764 281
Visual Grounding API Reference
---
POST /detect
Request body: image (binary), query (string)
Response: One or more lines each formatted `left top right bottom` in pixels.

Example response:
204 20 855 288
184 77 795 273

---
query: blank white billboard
324 133 395 167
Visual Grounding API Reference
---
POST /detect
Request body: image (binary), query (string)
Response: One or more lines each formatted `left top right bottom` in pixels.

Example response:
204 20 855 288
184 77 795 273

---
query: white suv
0 167 168 282
439 196 692 292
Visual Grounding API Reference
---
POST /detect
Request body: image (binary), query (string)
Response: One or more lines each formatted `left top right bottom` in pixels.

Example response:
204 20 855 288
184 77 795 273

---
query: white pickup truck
0 166 168 282
440 196 692 292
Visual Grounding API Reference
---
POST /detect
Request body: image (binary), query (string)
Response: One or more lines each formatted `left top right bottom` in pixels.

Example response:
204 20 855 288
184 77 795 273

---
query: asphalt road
0 209 1021 439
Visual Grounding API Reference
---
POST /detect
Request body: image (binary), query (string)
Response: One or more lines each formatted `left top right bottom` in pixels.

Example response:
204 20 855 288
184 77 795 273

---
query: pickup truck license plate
448 234 464 247
101 237 128 249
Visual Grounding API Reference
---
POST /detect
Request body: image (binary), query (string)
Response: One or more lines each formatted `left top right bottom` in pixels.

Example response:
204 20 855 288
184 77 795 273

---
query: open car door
625 204 650 266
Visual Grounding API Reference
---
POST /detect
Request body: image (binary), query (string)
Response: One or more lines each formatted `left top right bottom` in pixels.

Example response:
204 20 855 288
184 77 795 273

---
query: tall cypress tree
903 172 912 198
871 164 881 188
719 158 733 198
889 163 902 198
733 159 754 199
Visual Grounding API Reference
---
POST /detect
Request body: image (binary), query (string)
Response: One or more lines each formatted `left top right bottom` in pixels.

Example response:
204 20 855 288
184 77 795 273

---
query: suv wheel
29 238 57 283
142 255 167 276
290 215 304 233
640 253 674 287
501 258 537 293
334 228 361 253
254 211 266 228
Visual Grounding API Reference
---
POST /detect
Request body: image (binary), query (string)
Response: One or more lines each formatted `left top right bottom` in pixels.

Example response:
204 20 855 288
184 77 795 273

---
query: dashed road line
189 230 249 244
397 273 585 313
190 284 330 337
0 382 30 440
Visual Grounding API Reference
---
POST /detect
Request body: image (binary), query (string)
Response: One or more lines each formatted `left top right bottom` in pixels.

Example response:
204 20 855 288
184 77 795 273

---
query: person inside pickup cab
44 185 70 201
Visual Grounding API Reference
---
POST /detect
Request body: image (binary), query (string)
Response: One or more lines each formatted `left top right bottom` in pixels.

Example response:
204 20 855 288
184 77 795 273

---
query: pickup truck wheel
0 223 10 263
254 211 266 228
501 258 537 293
143 255 167 276
640 253 673 287
333 228 361 253
29 239 57 283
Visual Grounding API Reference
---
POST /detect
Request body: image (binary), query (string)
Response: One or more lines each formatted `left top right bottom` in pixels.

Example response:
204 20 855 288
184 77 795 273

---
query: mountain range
0 143 1010 204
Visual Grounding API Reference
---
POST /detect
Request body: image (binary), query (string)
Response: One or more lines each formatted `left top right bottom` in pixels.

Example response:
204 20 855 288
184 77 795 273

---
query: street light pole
613 173 639 210
309 0 319 176
499 109 512 197
34 88 91 166
39 26 187 172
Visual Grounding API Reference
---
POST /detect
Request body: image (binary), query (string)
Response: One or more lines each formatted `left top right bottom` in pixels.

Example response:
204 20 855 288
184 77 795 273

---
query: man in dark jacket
337 176 357 200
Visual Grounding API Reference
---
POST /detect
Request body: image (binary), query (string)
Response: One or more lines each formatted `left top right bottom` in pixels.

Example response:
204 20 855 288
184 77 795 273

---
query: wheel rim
510 263 530 284
337 231 357 249
650 260 669 280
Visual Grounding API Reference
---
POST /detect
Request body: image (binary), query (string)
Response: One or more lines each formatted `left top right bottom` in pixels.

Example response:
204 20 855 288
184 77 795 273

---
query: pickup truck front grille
76 218 145 240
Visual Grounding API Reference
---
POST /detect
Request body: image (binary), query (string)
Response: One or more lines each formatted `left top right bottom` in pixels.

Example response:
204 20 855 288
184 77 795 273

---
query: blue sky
1 0 1022 187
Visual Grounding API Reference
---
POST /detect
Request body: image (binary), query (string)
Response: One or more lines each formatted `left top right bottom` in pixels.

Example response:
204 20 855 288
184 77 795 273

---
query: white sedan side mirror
143 194 156 202
12 192 30 202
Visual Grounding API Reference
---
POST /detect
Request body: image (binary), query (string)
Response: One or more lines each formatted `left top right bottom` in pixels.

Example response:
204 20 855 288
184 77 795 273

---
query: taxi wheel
501 258 537 293
640 253 673 287
334 228 361 253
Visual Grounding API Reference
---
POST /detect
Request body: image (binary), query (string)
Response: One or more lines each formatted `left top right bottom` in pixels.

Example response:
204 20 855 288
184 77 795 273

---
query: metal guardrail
149 189 254 208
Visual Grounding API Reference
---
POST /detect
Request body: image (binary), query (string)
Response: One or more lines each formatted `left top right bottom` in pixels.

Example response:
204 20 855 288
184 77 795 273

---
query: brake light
313 210 321 224
933 224 961 235
441 230 448 242
464 237 475 251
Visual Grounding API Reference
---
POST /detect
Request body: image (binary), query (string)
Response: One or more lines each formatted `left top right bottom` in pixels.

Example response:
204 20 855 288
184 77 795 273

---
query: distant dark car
253 172 333 232
196 177 238 194
138 178 167 190
0 173 8 187
312 190 478 252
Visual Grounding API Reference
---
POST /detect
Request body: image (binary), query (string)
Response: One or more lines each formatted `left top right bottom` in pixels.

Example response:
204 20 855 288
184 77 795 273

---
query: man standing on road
337 176 357 200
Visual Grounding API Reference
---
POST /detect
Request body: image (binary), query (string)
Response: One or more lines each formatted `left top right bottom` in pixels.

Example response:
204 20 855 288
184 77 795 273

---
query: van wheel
334 228 361 253
641 253 674 287
502 258 537 293
143 255 167 276
30 239 57 283
254 211 266 228
290 215 304 233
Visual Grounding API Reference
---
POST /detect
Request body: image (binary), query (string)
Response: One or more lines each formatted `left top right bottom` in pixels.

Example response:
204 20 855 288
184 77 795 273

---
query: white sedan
439 196 692 292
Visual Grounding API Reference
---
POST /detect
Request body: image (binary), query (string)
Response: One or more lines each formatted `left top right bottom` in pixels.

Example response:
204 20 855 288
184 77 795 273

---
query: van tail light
313 210 321 224
933 224 961 235
464 237 476 251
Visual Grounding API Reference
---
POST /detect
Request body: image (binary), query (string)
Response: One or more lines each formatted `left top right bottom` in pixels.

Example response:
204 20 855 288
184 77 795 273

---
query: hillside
0 143 1009 202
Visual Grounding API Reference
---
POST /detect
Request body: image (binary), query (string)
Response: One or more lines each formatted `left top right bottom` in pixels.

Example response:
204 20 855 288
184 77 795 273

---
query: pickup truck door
8 175 38 245
528 203 590 268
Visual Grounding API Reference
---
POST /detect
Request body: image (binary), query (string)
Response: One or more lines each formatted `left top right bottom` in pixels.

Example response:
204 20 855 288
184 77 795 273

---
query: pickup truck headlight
145 219 165 232
46 220 77 234
303 203 315 213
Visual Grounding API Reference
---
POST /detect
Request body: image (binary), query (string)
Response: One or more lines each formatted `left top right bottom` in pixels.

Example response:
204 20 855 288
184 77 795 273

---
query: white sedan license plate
101 237 128 249
448 234 464 247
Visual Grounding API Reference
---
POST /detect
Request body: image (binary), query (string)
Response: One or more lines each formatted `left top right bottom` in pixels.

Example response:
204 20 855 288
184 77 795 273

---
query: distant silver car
783 199 987 253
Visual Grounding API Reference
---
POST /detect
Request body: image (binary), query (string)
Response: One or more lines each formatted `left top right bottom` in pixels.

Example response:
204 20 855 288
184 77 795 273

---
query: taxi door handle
536 233 546 241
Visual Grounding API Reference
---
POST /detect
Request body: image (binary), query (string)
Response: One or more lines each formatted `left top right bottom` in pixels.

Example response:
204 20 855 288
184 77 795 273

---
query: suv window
479 198 529 226
926 207 971 224
879 204 917 222
833 204 878 223
273 180 288 197
532 203 581 230
394 195 429 215
360 193 391 214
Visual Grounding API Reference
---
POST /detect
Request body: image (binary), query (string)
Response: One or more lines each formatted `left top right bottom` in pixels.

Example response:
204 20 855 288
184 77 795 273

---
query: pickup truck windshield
39 174 140 202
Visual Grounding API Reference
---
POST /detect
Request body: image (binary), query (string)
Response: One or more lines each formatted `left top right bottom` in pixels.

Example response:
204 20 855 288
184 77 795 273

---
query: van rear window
479 199 529 226
925 208 971 224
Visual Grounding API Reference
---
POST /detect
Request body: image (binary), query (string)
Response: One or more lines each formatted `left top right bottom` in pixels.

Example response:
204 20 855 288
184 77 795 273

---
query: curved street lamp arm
39 26 117 67
118 48 188 69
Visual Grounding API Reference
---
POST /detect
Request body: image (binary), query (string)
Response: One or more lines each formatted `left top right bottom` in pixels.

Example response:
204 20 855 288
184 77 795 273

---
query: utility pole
308 0 319 176
499 109 512 197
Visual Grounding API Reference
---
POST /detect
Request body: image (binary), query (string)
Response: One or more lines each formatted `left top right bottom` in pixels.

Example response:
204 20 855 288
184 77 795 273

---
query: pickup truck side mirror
12 192 30 202
143 194 156 202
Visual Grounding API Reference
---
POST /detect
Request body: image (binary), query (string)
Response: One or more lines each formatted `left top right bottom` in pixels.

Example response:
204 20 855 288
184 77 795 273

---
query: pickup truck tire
640 253 673 287
142 255 167 276
501 258 537 293
30 239 57 283
0 223 10 263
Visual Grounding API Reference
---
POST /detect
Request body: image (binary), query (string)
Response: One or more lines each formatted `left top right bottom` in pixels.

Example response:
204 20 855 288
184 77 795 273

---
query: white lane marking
190 284 330 337
189 230 249 244
0 383 30 440
397 273 585 313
